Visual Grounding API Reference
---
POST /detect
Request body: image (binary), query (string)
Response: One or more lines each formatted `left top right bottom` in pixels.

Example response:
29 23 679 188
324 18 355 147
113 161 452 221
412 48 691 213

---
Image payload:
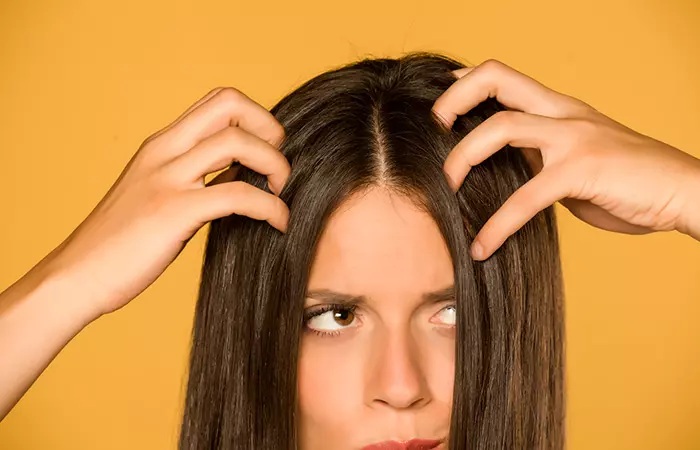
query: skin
0 57 699 446
298 187 455 449
432 60 700 259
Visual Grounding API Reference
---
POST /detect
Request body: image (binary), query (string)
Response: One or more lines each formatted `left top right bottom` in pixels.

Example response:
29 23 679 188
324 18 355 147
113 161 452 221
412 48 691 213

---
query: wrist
677 156 700 242
5 263 103 335
31 259 106 327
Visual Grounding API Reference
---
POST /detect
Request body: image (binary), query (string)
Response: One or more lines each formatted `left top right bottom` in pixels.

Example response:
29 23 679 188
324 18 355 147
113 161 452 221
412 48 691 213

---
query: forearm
0 258 101 420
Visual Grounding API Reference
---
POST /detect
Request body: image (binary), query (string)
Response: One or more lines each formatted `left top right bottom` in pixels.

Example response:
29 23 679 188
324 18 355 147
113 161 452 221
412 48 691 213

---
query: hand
432 59 700 261
42 87 291 317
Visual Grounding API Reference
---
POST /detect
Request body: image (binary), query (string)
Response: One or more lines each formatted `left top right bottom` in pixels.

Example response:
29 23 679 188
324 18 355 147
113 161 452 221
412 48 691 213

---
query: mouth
360 438 444 450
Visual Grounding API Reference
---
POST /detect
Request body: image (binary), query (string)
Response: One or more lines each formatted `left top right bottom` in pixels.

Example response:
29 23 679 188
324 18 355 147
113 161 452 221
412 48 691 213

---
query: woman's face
298 187 455 450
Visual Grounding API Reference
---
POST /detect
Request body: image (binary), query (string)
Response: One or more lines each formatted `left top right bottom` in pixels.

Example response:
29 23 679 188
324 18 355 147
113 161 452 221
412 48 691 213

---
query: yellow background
1 0 699 448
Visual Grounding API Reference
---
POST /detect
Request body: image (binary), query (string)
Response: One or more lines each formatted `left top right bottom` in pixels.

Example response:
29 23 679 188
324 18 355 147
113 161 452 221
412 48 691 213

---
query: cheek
432 346 455 404
297 338 365 432
422 328 456 405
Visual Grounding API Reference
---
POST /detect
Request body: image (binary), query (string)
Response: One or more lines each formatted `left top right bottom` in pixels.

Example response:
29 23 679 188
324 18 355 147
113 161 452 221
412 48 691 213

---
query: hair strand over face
178 51 566 450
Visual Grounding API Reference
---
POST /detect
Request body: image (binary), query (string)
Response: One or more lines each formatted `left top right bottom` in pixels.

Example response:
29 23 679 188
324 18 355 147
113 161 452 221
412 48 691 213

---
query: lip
361 438 444 450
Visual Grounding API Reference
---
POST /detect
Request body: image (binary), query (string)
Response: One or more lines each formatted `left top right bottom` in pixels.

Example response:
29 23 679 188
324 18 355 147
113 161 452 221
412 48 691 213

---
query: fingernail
471 241 484 260
432 108 451 128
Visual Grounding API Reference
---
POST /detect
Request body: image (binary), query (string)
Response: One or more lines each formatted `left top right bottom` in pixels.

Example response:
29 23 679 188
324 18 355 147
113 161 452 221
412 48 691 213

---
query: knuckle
562 93 596 114
140 134 155 147
139 129 172 157
216 87 243 105
128 145 160 175
480 58 506 73
490 109 519 127
140 130 164 149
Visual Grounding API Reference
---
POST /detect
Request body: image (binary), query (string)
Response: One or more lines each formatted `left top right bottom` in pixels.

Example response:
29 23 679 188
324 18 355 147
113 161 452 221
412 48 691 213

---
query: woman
1 53 699 449
180 53 564 450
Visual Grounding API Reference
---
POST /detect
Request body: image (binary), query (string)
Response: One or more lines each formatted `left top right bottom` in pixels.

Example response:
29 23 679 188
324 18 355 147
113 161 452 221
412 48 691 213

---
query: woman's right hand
41 87 291 318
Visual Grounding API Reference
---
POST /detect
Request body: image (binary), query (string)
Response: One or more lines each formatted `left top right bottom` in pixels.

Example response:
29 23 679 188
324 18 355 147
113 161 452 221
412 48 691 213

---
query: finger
470 166 573 261
559 197 654 235
184 180 290 233
164 126 291 195
166 87 285 155
443 111 562 192
432 59 587 129
147 87 226 143
451 67 475 78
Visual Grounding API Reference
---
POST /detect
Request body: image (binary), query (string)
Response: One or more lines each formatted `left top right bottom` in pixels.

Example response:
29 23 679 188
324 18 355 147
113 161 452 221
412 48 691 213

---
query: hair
178 51 566 450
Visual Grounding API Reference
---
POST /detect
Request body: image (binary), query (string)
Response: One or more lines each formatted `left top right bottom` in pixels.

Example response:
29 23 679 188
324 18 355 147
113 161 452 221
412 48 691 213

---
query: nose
367 325 431 409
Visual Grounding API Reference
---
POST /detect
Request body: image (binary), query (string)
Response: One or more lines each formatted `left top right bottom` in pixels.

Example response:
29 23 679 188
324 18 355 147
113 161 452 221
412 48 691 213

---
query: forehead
307 187 454 302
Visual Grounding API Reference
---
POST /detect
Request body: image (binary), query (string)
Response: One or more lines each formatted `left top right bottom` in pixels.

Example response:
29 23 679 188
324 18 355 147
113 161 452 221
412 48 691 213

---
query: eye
303 304 360 337
430 304 456 326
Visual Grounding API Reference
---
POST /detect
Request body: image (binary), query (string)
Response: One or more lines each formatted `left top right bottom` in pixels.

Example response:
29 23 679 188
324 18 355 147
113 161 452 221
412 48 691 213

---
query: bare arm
0 86 291 422
0 252 102 420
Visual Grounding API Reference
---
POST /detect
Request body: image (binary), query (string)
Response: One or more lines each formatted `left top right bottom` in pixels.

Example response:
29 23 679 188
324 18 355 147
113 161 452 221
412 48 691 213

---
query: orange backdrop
1 0 699 448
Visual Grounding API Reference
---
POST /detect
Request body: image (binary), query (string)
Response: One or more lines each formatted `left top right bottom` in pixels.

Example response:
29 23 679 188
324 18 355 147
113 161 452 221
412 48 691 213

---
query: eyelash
302 304 359 338
302 304 456 338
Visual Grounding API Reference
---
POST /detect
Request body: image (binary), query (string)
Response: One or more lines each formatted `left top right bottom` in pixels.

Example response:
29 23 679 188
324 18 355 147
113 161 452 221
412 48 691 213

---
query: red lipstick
361 438 444 450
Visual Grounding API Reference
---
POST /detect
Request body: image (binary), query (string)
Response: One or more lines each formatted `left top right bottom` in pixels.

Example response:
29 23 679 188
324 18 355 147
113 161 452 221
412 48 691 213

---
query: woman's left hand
432 59 700 261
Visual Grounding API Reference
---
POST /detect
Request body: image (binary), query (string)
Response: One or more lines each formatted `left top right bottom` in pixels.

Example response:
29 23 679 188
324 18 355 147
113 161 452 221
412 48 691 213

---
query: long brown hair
178 51 565 449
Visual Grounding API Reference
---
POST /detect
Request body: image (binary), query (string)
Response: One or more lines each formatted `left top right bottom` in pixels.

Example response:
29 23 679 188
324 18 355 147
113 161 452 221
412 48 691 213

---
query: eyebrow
305 283 455 306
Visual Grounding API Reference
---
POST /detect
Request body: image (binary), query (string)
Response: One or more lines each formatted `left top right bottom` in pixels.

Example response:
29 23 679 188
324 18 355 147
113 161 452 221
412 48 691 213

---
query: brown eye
333 309 355 326
304 305 360 334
